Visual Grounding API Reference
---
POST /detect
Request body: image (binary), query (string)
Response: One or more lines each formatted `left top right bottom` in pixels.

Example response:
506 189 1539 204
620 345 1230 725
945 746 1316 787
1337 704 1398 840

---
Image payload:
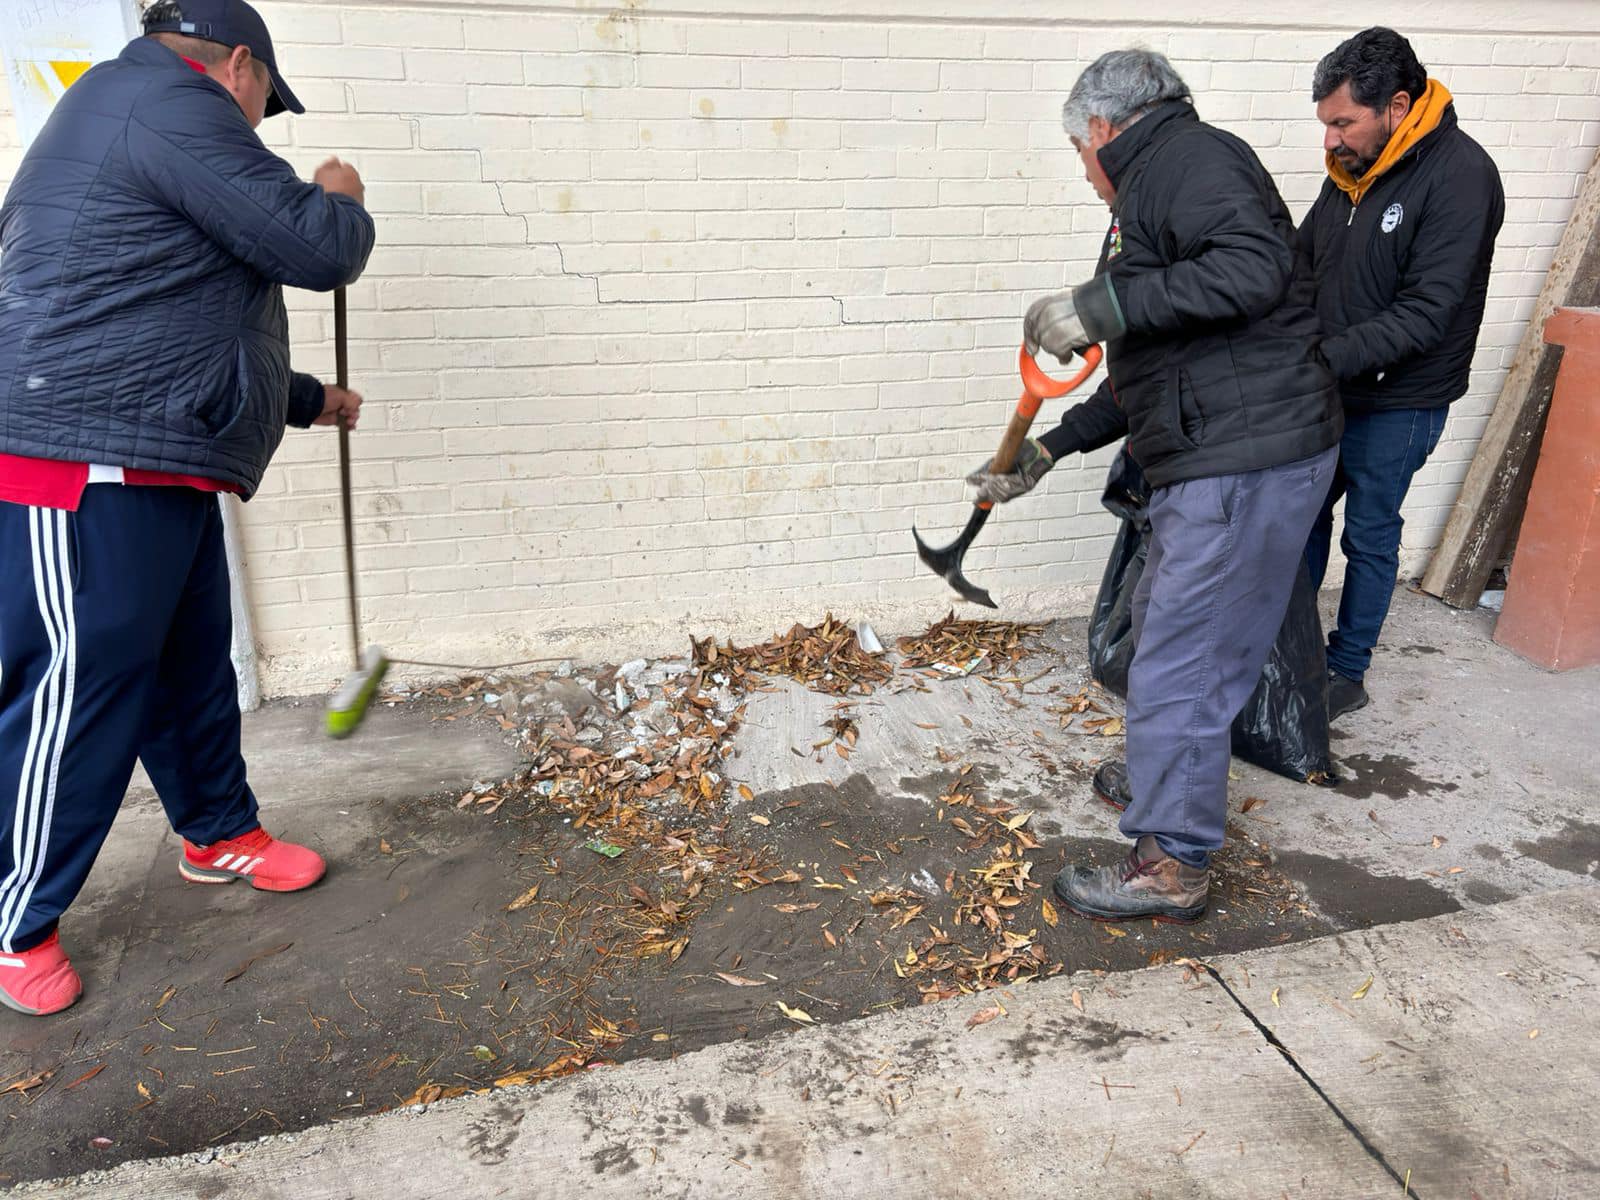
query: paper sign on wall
0 0 140 148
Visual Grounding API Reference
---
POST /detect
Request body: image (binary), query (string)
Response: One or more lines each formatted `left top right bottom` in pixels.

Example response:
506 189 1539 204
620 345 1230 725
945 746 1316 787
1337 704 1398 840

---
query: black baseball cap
142 0 304 117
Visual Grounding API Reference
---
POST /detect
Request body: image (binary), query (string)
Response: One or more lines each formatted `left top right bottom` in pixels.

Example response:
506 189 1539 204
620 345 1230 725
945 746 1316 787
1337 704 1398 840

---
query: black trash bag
1086 446 1336 785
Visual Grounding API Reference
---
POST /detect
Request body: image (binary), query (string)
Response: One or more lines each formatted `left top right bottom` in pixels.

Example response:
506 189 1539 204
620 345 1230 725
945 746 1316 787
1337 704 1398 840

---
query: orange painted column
1494 306 1600 670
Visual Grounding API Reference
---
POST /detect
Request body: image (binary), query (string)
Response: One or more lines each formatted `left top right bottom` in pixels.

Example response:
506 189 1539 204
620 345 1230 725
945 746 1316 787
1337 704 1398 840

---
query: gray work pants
1121 446 1338 866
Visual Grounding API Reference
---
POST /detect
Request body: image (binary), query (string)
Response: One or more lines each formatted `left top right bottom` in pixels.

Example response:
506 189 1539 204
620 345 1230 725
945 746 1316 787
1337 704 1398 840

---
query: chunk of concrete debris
641 700 680 735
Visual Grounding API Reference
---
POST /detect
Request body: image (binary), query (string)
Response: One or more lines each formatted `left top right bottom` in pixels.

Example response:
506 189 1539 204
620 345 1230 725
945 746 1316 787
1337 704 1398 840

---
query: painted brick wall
2 1 1597 692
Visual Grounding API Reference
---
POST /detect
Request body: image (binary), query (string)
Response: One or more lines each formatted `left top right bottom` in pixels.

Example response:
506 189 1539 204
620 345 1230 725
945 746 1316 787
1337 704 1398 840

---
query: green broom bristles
326 646 389 739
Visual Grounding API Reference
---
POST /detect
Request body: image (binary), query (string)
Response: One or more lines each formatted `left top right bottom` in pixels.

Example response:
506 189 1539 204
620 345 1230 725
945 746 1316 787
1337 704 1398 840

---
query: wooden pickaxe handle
981 343 1105 507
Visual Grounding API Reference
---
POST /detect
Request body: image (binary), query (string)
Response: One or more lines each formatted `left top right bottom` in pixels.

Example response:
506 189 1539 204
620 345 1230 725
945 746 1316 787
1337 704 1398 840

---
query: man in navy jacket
1299 28 1503 718
0 0 375 1015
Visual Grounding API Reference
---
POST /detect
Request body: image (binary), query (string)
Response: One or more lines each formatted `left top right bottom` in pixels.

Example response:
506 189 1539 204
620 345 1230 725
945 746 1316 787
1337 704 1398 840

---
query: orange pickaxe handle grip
979 344 1105 510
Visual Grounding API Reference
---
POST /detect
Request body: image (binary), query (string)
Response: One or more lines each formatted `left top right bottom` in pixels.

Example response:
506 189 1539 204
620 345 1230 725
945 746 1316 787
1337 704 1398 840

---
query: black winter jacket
1296 106 1503 413
1038 103 1341 487
0 39 375 498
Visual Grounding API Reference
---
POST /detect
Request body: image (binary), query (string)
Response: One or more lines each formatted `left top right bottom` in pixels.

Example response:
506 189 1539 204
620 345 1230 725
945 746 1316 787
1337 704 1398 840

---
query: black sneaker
1092 760 1132 812
1327 671 1369 721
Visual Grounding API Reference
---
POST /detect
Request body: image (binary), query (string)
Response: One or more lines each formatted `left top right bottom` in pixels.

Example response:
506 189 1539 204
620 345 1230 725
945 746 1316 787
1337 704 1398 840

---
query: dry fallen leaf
1351 975 1374 1001
222 942 292 985
136 1082 152 1100
1041 898 1058 927
1529 1029 1539 1039
966 1006 1003 1029
1241 796 1266 814
738 784 755 802
773 902 820 914
1446 866 1466 875
154 986 176 1011
776 1001 814 1024
63 1064 105 1092
1271 988 1281 1008
505 884 541 912
749 814 771 827
1001 812 1031 832
715 972 767 988
1 1067 55 1097
379 838 392 855
1072 989 1084 1012
1105 927 1126 938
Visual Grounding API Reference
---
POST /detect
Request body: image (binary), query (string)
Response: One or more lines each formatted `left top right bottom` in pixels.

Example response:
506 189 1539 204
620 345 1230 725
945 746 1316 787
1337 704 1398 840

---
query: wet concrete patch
1335 753 1461 801
1461 878 1517 906
1514 820 1600 880
1271 848 1462 929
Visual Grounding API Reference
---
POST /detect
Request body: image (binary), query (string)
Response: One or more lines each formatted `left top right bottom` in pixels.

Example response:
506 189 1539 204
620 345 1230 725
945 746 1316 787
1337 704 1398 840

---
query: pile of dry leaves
692 614 894 697
896 612 1048 676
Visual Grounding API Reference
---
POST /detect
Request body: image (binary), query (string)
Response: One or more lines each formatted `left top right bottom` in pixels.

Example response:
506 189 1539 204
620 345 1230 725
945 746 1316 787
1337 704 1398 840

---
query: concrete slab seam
1199 959 1420 1197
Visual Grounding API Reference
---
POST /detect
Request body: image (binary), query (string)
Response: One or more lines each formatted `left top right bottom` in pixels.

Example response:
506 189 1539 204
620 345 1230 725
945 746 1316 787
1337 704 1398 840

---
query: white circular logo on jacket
1381 203 1404 233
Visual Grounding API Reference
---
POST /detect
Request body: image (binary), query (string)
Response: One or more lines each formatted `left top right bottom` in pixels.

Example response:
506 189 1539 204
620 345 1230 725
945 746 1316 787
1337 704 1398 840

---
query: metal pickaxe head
913 504 997 609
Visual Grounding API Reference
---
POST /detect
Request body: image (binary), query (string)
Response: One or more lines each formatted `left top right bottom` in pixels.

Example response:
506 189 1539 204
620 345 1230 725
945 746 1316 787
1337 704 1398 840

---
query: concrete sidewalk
22 886 1598 1199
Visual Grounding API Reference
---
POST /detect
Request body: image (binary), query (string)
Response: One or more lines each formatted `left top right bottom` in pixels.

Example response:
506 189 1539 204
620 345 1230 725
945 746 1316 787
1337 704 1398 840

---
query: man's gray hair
1062 49 1192 141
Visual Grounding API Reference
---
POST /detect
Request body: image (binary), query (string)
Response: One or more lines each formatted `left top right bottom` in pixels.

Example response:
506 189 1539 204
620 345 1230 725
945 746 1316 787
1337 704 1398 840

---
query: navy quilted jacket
0 38 375 498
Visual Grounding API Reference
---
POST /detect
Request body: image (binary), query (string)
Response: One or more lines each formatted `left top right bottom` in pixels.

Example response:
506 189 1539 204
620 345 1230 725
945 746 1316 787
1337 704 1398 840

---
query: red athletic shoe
0 931 83 1016
180 826 326 892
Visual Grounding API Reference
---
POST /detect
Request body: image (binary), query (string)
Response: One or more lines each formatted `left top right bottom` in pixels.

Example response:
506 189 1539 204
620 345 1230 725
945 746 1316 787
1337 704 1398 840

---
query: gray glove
1023 274 1126 360
966 438 1054 506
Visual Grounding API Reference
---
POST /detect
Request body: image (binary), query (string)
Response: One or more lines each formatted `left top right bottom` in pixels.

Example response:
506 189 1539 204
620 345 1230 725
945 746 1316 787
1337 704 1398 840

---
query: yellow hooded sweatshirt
1326 78 1453 207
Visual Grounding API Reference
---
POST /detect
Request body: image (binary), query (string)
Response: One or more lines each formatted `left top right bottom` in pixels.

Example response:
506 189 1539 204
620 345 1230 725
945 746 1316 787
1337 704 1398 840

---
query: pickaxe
914 343 1104 608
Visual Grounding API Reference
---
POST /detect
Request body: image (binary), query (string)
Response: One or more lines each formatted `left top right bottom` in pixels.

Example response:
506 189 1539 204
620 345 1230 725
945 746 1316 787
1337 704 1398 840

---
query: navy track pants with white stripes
0 486 258 953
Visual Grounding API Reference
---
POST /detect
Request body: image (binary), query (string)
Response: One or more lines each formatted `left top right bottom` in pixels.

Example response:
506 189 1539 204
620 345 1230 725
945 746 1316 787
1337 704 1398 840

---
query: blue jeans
1306 407 1448 682
1123 447 1339 868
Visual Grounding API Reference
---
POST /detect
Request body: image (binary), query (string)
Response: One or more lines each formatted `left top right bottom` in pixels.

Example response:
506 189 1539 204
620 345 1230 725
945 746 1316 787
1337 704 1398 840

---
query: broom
325 286 388 738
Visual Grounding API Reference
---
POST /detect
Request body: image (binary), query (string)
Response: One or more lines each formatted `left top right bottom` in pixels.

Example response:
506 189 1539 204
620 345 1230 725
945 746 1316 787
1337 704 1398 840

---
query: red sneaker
180 826 326 892
0 931 83 1016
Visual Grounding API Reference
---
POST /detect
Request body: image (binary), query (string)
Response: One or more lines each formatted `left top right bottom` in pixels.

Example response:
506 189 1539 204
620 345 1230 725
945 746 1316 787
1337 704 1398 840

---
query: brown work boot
1053 836 1209 924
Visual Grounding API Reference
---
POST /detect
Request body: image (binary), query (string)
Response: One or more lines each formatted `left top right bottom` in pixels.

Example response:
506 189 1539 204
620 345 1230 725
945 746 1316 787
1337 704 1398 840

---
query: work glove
1023 274 1126 361
966 437 1054 506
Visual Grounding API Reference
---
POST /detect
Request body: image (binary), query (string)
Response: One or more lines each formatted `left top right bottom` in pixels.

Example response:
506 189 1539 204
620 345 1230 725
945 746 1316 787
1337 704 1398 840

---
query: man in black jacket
1299 28 1504 718
968 50 1341 924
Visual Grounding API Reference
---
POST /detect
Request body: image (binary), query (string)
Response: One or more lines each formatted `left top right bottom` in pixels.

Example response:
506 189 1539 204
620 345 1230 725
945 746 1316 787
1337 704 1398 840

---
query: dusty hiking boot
1092 760 1133 812
0 931 83 1016
1053 836 1209 924
1327 671 1370 721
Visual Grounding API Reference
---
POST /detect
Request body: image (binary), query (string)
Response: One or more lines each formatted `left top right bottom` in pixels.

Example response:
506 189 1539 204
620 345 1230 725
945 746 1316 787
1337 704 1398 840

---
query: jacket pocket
189 342 249 434
1168 365 1202 451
